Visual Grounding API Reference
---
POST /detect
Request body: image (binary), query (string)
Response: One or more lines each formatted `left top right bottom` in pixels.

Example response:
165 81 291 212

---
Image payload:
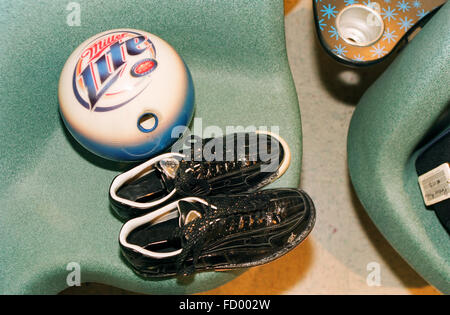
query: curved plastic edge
347 3 450 294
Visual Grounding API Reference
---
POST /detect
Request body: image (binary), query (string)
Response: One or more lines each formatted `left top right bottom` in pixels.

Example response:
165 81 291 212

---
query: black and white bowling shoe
119 188 315 278
109 131 291 220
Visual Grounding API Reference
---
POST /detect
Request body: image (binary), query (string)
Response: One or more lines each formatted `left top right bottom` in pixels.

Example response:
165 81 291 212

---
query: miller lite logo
72 30 158 112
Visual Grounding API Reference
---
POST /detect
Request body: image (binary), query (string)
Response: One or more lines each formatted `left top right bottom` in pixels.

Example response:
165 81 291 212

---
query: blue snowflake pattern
344 0 358 5
318 18 327 31
363 0 376 8
412 0 421 8
396 0 411 12
384 0 391 3
328 26 339 40
315 0 322 2
332 44 348 56
382 28 398 43
321 4 338 19
398 16 413 31
417 9 429 19
381 6 398 21
370 44 387 57
353 54 365 61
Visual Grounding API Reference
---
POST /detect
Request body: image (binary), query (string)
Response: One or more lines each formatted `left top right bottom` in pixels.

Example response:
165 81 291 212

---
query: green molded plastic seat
0 0 302 294
348 4 450 294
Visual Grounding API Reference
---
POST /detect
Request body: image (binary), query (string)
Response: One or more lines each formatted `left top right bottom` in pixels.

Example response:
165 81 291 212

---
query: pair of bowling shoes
110 131 316 278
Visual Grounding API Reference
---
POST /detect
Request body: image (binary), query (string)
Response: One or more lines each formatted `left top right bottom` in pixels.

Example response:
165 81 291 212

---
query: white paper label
418 163 450 206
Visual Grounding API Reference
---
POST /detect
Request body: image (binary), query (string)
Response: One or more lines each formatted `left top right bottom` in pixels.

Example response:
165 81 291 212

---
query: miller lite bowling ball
58 29 194 161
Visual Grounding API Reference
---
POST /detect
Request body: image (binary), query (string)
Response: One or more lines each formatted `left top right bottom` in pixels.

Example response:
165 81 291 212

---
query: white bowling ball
59 29 194 161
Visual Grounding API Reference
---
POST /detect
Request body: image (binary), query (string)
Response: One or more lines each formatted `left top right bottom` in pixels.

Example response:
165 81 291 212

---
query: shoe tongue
157 158 180 179
177 200 206 227
156 157 180 192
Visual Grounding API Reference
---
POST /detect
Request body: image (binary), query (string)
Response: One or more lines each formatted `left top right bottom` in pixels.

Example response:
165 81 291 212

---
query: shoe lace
171 196 275 276
187 160 259 179
175 160 260 196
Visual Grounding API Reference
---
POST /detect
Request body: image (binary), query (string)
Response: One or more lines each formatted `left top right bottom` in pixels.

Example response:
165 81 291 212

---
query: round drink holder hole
336 4 384 47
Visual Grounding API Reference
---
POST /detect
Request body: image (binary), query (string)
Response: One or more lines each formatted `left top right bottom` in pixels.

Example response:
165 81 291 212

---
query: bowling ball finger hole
137 113 158 133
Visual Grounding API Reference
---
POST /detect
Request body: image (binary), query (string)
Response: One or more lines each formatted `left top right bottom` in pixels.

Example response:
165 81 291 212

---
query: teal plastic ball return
348 3 450 294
